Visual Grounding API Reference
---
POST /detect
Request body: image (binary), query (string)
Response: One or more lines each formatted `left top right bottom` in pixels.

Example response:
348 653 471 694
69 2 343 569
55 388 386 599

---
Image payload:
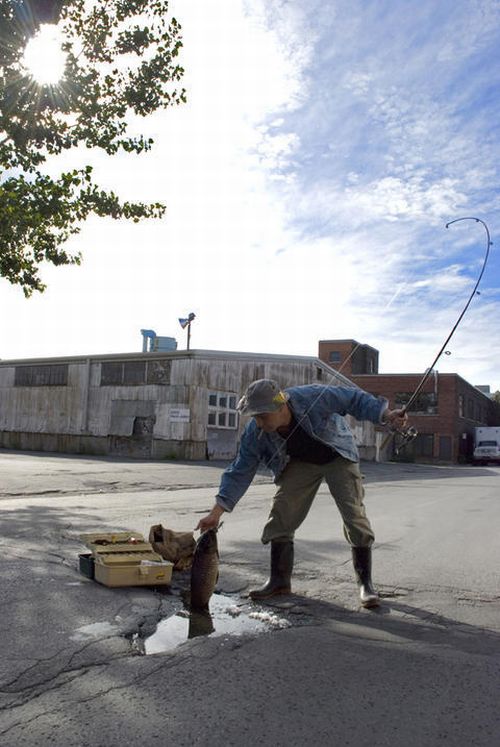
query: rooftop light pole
178 313 196 350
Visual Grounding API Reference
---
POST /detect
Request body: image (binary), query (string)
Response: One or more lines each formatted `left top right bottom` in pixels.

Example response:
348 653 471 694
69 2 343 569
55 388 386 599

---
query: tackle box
79 531 173 588
78 552 95 580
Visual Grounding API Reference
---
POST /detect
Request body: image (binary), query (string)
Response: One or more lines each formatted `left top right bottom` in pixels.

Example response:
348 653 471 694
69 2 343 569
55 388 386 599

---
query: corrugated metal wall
0 352 377 460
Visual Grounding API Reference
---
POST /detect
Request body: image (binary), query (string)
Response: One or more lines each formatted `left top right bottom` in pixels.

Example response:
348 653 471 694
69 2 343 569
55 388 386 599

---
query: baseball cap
237 379 289 416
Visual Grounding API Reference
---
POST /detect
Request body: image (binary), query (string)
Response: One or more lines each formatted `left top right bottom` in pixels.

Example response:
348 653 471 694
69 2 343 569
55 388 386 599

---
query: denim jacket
216 384 388 512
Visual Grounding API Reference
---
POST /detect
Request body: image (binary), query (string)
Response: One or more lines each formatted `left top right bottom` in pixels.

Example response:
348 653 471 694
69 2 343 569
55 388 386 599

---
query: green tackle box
79 531 173 588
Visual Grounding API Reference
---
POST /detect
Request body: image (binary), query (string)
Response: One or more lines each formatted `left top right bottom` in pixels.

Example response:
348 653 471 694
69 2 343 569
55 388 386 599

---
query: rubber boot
249 540 294 600
352 546 380 608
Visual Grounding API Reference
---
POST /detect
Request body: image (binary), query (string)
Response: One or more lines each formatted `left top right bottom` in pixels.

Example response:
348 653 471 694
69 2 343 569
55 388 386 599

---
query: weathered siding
0 363 87 434
0 350 377 460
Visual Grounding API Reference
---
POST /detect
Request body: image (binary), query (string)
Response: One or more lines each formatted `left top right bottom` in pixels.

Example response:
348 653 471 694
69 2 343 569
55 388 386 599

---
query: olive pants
261 457 375 547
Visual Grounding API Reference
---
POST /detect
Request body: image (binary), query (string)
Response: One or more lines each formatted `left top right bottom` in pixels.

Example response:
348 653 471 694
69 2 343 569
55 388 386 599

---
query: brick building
319 339 379 376
318 339 500 464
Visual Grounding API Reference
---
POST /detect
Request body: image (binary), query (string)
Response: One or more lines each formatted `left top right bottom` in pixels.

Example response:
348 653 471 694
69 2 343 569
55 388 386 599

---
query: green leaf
0 0 185 295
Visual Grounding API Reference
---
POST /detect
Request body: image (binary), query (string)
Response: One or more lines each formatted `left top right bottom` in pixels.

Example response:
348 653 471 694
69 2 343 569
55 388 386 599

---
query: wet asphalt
0 451 499 746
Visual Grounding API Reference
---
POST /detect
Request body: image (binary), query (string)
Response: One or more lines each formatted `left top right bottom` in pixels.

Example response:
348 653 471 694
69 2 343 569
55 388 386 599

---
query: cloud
240 0 500 387
1 0 499 393
411 265 472 292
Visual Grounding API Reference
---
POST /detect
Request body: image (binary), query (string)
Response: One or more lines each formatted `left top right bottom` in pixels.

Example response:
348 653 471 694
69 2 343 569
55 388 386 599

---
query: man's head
237 379 291 432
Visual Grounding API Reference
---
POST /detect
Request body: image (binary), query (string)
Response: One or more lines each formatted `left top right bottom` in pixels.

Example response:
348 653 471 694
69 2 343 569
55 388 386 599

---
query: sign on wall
170 408 190 423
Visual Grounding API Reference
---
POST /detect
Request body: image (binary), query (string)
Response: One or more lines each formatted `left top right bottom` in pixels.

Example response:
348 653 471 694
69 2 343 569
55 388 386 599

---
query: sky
1 0 500 391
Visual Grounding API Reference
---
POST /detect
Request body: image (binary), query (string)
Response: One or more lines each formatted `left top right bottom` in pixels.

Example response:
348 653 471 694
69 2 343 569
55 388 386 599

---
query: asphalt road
0 451 499 746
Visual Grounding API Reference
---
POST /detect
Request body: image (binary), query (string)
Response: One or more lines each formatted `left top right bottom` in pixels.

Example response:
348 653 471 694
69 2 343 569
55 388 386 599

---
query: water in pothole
142 593 290 654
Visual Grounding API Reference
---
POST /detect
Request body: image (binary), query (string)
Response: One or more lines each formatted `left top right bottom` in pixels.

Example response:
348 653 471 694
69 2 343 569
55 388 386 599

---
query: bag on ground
149 524 196 570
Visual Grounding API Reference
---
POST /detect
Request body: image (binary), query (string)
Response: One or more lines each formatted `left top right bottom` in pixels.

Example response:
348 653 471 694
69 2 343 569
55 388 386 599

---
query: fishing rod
254 284 410 465
382 216 492 453
250 216 491 467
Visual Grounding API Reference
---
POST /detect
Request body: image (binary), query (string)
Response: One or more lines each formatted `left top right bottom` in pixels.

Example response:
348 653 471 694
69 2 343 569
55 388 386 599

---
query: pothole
138 593 291 655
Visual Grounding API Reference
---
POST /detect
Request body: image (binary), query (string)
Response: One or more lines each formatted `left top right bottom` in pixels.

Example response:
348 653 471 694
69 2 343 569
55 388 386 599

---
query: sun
22 24 67 85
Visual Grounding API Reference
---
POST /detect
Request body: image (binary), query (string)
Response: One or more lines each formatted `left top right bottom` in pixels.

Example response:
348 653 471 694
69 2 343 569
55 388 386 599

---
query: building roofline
352 372 493 400
318 339 379 353
0 348 354 386
1 348 330 365
319 338 363 346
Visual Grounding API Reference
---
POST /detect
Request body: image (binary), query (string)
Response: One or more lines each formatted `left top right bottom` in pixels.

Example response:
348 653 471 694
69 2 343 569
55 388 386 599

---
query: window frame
394 391 438 415
14 364 68 387
207 391 238 430
100 359 171 386
458 394 464 418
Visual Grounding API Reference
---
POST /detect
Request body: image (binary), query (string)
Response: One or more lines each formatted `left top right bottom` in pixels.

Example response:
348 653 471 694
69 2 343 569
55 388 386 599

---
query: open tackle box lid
79 531 173 587
80 531 158 559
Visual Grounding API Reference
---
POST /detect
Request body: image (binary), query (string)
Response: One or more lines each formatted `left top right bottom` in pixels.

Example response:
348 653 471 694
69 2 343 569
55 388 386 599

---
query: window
146 360 171 385
329 351 341 363
15 364 68 387
101 362 122 385
415 433 434 458
123 361 146 385
458 394 464 418
100 360 171 386
208 391 238 429
439 436 452 460
467 398 474 419
395 392 437 415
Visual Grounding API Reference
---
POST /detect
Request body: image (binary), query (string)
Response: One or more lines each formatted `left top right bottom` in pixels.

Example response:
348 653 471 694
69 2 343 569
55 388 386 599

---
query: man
196 379 408 608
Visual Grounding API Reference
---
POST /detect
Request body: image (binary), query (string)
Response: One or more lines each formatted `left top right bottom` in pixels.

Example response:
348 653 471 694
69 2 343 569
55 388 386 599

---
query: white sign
170 408 190 423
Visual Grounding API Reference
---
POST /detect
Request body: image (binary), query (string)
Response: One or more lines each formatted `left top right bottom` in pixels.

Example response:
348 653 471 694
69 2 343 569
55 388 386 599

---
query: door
108 400 155 457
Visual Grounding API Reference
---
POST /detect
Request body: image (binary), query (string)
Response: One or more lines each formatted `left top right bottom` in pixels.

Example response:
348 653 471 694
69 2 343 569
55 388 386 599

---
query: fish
190 527 219 611
188 610 215 639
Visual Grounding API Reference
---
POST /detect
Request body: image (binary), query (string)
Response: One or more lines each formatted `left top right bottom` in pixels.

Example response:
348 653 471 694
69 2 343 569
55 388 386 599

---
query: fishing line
254 282 409 472
381 216 492 451
248 217 492 469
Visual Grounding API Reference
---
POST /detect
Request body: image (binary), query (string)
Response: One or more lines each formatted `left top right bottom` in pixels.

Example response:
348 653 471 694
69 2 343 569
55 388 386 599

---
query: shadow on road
359 461 499 483
0 501 133 544
237 586 500 657
219 535 500 660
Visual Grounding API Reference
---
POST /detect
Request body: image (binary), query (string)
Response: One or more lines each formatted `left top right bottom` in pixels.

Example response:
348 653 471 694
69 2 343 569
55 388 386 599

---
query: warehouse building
0 349 380 461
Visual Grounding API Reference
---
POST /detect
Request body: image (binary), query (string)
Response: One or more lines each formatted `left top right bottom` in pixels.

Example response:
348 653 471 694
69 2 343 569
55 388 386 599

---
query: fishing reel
393 426 418 455
380 424 418 455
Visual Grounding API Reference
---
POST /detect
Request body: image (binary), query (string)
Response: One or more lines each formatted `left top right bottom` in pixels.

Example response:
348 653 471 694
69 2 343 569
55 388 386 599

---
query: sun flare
22 24 66 85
